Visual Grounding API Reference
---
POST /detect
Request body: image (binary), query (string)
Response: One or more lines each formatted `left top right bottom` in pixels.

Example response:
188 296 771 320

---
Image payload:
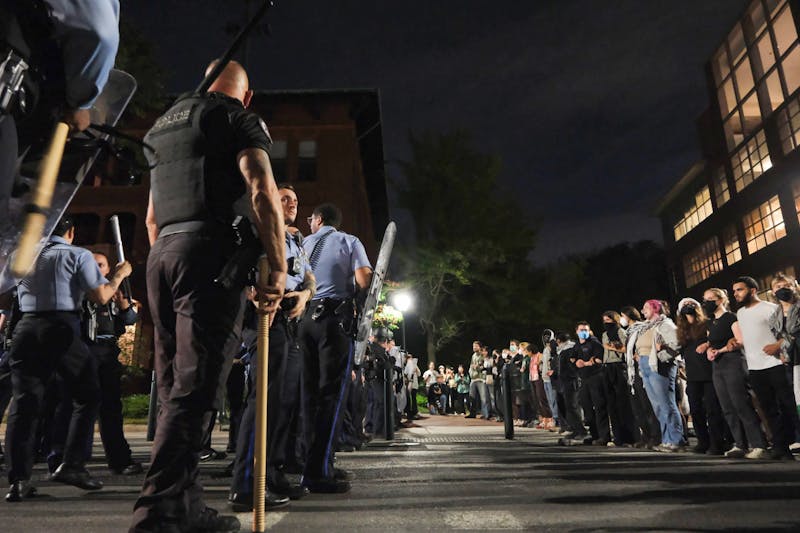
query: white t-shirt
422 369 440 388
737 301 782 371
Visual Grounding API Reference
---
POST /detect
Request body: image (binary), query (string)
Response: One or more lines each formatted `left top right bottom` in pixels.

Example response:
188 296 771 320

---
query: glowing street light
391 291 414 348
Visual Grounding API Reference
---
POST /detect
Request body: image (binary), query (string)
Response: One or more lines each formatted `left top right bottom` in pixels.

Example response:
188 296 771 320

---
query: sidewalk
1 417 799 531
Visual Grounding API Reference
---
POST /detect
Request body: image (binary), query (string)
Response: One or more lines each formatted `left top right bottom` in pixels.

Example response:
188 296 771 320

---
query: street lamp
391 291 414 348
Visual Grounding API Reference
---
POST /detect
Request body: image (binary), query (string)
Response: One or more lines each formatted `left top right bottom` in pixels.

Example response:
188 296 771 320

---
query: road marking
444 510 523 530
237 511 288 529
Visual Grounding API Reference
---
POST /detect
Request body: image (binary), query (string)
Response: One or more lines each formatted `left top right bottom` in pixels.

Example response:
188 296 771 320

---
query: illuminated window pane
766 0 788 20
749 1 768 38
729 23 747 65
742 195 786 254
718 77 737 118
773 5 799 57
782 45 800 95
765 68 785 112
741 91 762 132
732 130 771 192
722 225 742 265
779 96 800 153
756 33 776 73
723 113 744 151
712 167 730 207
735 57 756 97
673 185 714 242
792 182 800 225
682 237 723 288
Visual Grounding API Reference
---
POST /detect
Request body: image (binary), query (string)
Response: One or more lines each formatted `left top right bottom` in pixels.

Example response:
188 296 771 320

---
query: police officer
299 203 372 493
2 215 132 502
0 0 120 226
131 60 286 533
364 328 392 437
85 252 142 474
229 184 315 509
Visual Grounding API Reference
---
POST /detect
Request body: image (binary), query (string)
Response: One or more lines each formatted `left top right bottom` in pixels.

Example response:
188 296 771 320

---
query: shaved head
205 60 251 104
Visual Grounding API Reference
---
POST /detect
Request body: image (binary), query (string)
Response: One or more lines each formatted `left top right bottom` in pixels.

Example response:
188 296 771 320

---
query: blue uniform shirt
303 226 371 300
45 0 120 109
286 230 311 293
17 237 108 312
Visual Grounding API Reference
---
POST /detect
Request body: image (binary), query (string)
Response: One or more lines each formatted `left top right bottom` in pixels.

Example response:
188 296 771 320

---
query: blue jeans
639 356 684 446
469 380 490 418
543 380 559 424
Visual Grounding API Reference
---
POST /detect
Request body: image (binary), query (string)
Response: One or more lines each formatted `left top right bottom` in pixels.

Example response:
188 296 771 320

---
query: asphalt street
1 416 799 532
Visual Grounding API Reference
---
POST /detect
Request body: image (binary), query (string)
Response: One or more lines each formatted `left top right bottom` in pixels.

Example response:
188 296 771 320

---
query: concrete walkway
1 416 799 531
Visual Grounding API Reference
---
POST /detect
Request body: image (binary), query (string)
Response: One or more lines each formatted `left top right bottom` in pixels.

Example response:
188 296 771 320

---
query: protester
623 306 662 449
453 365 471 415
601 311 636 447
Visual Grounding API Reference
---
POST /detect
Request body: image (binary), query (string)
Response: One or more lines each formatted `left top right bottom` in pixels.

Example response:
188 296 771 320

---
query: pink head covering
644 299 663 315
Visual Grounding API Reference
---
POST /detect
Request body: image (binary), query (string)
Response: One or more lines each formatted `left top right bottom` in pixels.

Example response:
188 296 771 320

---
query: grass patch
122 393 151 420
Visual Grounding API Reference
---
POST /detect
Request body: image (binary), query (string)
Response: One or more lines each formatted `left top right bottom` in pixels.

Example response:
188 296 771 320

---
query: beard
739 292 753 306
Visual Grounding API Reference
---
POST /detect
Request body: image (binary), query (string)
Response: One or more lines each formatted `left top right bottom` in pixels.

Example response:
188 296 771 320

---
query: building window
743 195 786 254
297 140 317 182
714 0 800 149
777 91 800 155
792 181 800 225
673 186 713 241
758 265 797 298
712 167 730 207
683 237 724 288
269 140 288 182
731 129 771 192
722 225 743 265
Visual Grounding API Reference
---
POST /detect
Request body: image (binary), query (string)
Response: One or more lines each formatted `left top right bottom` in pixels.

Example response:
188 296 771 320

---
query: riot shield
0 69 137 292
354 221 397 365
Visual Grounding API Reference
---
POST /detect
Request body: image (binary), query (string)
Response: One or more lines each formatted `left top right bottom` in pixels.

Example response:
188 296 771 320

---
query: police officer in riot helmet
131 60 286 532
0 1 120 227
2 215 132 502
364 327 393 436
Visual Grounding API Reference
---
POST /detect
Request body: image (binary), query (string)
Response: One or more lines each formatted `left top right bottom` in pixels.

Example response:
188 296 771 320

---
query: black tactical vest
145 93 247 231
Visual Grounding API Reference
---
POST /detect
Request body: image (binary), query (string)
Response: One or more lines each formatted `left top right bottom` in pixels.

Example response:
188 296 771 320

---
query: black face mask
775 287 795 302
603 323 617 333
681 306 697 316
701 300 718 315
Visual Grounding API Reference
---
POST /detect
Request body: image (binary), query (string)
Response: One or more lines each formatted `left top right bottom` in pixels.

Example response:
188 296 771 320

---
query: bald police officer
3 215 132 502
132 61 286 533
229 184 314 509
299 203 372 493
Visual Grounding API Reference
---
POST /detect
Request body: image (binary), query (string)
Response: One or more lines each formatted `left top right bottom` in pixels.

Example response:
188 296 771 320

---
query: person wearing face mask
601 311 636 447
625 300 684 452
676 298 725 455
573 321 611 445
700 287 767 459
766 273 800 453
541 330 561 431
734 276 797 461
554 332 586 445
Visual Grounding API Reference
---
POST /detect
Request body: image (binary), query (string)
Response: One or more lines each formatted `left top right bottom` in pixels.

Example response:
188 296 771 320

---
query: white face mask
509 345 517 353
620 317 629 328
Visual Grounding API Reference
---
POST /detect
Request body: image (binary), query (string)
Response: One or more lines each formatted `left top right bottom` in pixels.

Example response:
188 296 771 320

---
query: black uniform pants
5 312 99 483
231 313 299 495
91 342 134 469
0 114 17 229
298 306 352 480
131 231 245 532
603 364 637 445
631 370 661 445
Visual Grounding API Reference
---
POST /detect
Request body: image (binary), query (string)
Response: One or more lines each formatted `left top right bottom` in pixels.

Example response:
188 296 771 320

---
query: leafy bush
122 393 151 419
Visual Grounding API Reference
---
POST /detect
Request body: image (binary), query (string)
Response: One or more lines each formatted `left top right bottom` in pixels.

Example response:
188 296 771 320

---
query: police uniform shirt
302 226 371 300
286 231 311 293
17 236 107 312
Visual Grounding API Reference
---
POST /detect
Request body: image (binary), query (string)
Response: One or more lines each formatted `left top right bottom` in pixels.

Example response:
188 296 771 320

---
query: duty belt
158 220 218 237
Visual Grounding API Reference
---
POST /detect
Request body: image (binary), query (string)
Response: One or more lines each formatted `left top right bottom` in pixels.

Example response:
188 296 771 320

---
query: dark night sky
126 0 751 263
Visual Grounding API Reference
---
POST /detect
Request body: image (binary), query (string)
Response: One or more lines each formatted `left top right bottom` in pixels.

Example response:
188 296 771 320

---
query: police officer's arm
285 270 316 320
86 261 132 305
237 148 287 298
146 191 158 246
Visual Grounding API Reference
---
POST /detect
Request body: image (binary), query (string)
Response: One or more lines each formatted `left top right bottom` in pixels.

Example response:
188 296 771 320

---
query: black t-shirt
707 312 740 353
574 337 604 378
682 336 712 382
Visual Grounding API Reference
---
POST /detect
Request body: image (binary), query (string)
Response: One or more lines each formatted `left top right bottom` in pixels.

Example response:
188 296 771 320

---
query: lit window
729 23 747 65
731 130 772 192
749 1 768 38
766 0 788 20
683 237 724 288
722 225 742 265
712 167 730 207
777 95 800 154
743 195 786 254
773 4 798 57
713 48 730 87
673 186 713 241
735 56 756 97
782 44 800 95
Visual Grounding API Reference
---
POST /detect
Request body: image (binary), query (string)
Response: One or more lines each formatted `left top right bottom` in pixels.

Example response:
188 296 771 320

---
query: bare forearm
146 191 158 245
238 149 286 274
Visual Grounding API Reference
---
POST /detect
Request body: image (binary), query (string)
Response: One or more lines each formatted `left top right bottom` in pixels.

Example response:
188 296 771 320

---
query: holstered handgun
214 216 262 290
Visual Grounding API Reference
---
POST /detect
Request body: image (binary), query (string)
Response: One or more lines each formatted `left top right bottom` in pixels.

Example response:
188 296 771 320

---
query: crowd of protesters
432 274 800 460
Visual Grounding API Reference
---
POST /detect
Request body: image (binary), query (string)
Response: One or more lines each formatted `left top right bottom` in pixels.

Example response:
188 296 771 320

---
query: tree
395 130 537 363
